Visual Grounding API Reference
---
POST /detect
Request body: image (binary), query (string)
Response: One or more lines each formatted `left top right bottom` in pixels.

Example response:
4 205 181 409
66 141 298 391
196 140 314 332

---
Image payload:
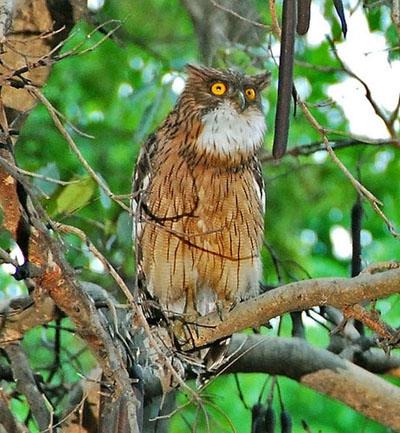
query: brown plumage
133 64 270 318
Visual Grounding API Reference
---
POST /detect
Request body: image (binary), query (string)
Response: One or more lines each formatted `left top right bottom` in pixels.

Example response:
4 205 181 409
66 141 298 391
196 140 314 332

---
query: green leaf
47 176 96 216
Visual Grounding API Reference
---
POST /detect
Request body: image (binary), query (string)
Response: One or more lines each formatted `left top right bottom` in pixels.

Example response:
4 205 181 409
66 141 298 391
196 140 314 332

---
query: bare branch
0 151 141 433
178 266 400 349
0 247 18 266
268 0 281 38
12 165 81 186
227 334 400 431
261 137 399 162
327 37 398 138
5 343 52 431
0 295 56 345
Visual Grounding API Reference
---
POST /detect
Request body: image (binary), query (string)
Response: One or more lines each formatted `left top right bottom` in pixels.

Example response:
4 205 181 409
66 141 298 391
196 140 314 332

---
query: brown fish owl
133 64 270 318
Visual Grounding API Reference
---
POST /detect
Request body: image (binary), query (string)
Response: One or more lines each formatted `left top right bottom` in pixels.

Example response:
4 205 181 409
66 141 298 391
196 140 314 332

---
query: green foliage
47 176 97 216
3 0 399 431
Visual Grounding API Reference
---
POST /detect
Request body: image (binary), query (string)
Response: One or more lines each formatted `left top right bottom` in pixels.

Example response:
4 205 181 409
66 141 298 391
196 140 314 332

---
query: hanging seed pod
272 0 296 159
280 410 293 433
252 403 266 433
332 0 348 37
265 404 276 433
297 0 312 35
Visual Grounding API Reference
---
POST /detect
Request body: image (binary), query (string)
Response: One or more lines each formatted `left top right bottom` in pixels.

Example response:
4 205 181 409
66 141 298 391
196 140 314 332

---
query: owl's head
180 64 271 162
183 64 271 113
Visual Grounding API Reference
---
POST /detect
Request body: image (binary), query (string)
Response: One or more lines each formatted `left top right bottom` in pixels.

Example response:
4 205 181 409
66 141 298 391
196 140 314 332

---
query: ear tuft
253 71 272 90
185 64 222 82
185 64 209 79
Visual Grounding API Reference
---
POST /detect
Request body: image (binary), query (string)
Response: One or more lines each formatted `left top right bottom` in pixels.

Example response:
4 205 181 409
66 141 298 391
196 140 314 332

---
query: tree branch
0 295 56 345
227 334 400 430
0 389 28 433
260 137 400 163
5 343 51 431
297 99 400 238
178 267 400 349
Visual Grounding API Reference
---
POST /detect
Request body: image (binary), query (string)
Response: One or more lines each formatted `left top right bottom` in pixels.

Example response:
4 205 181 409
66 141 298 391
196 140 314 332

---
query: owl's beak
237 90 246 112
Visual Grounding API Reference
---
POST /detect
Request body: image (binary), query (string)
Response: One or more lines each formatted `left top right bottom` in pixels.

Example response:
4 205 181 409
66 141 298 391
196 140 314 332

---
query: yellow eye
245 87 256 100
211 82 227 96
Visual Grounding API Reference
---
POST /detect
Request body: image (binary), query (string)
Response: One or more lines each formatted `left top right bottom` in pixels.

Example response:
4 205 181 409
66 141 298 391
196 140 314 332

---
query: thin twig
13 166 80 186
324 128 400 146
209 0 270 29
268 0 281 38
27 86 131 212
298 99 400 238
261 137 399 162
0 247 18 266
8 21 122 85
343 304 394 341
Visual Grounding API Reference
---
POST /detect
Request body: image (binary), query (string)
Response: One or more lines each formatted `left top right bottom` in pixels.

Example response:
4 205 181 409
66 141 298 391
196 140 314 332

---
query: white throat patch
198 101 266 157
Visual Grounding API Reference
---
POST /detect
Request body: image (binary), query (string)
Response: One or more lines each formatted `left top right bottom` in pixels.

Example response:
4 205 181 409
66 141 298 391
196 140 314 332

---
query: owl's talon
172 312 202 347
228 299 238 312
216 300 231 321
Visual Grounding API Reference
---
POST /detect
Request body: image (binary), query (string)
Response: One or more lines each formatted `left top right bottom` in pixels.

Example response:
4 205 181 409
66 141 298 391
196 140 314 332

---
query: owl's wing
131 132 159 307
132 131 157 210
131 108 180 226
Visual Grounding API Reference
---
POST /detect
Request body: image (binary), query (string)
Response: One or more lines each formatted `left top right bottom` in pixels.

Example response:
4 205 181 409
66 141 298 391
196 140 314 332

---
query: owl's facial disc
208 82 258 113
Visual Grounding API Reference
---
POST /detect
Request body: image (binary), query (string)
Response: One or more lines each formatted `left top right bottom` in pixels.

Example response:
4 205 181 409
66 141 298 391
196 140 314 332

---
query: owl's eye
245 87 257 100
211 82 227 96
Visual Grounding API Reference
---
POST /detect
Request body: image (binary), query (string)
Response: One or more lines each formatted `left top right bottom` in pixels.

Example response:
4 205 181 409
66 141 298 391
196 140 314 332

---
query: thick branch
30 217 141 433
0 389 28 433
227 334 400 430
0 295 56 345
5 343 51 431
179 268 400 348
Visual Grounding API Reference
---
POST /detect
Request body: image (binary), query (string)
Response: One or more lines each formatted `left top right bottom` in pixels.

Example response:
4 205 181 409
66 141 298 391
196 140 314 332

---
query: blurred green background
1 0 399 431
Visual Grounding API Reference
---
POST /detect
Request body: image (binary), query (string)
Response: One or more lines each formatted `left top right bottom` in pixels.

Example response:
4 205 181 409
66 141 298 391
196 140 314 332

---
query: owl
132 64 270 319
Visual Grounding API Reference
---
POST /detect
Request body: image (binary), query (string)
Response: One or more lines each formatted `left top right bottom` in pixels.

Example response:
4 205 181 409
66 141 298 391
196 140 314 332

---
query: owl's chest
145 154 262 232
193 169 245 219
